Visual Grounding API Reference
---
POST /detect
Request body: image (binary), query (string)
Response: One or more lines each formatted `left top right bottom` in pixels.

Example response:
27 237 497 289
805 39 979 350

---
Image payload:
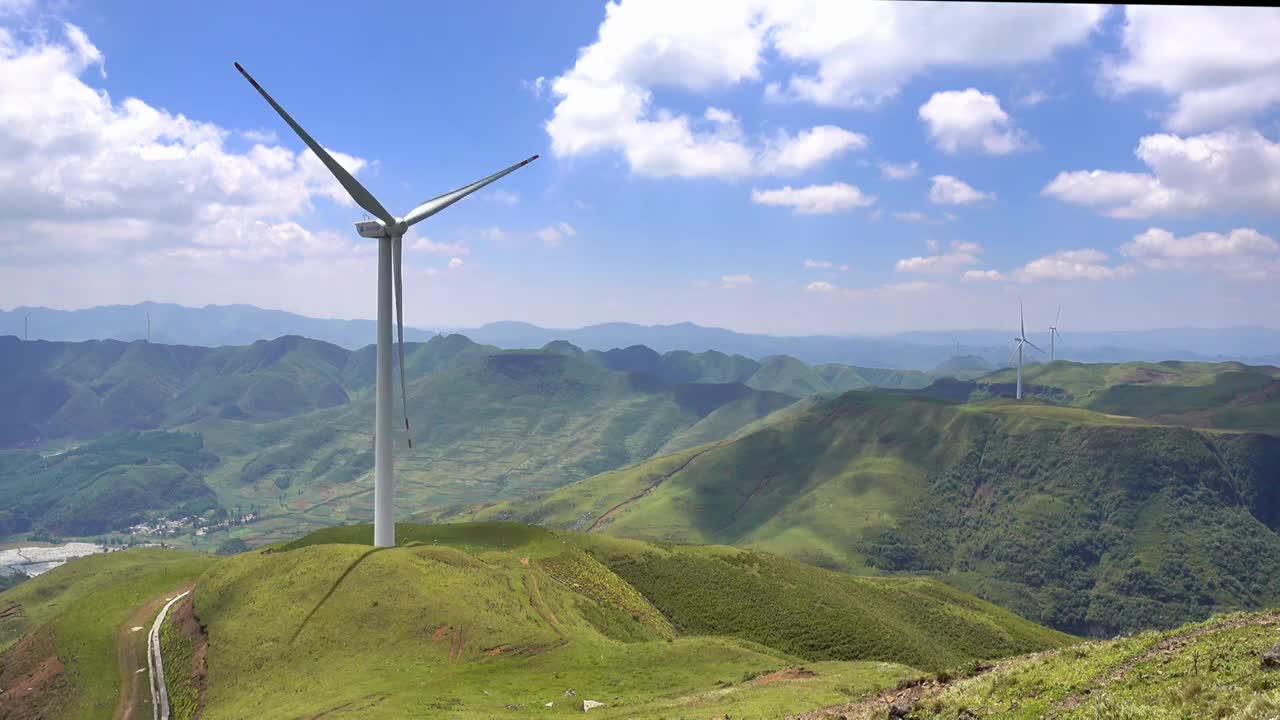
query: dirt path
524 572 565 639
792 610 1280 720
1049 609 1280 715
114 584 194 720
588 445 719 532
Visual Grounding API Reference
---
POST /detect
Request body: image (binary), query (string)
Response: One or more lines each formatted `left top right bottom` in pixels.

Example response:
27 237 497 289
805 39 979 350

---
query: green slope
885 608 1280 720
195 351 796 545
0 431 220 536
960 360 1280 434
0 548 215 719
467 391 1280 636
179 522 1063 719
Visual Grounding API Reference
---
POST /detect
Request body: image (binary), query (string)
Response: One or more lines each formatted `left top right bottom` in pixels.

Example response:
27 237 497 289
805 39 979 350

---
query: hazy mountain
7 303 1279 369
462 321 1280 369
1 302 435 349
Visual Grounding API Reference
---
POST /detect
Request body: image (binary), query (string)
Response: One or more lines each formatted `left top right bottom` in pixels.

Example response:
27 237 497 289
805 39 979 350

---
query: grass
0 548 215 719
915 609 1280 719
158 600 200 720
465 389 1280 637
155 521 1068 718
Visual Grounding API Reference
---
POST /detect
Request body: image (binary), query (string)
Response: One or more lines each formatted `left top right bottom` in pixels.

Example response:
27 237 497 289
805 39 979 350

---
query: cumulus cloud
1120 227 1279 279
762 2 1104 107
803 258 833 268
544 0 1104 178
963 269 1004 281
895 240 982 275
918 89 1031 154
805 280 836 292
447 257 464 270
880 160 919 180
720 273 755 289
757 125 868 175
1104 6 1280 132
0 23 375 269
929 175 994 205
534 222 577 246
408 238 469 255
751 183 876 214
1014 248 1132 282
1042 129 1280 218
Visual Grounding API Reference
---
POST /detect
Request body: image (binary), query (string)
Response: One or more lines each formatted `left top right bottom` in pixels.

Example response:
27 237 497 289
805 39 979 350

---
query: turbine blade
1055 305 1062 327
234 62 395 225
1020 299 1025 340
392 235 412 449
1025 339 1046 354
402 155 539 227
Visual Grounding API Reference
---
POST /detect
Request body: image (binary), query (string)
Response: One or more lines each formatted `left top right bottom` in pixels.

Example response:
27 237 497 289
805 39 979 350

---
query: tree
216 538 250 556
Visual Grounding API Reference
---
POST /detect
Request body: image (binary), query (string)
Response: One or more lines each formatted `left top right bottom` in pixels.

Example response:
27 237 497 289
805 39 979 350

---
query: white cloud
1120 227 1279 279
929 175 994 205
1015 89 1049 107
524 75 547 97
1042 129 1280 218
762 2 1105 107
895 240 982 275
490 190 520 206
1104 7 1280 132
408 238 469 255
477 226 508 242
895 211 926 223
803 258 833 268
0 0 36 16
448 257 464 270
751 183 876 214
0 23 376 269
720 273 755 289
805 280 836 292
534 222 577 246
880 160 919 180
757 125 868 175
963 269 1004 281
919 89 1030 154
1014 248 1132 282
545 0 1104 178
240 129 279 144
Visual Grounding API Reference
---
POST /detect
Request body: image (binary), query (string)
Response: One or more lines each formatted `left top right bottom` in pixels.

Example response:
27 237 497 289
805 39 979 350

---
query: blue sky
0 1 1277 335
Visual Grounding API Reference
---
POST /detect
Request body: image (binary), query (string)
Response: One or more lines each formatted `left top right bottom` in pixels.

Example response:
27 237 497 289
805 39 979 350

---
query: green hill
0 431 220 536
0 548 214 719
464 391 1280 637
803 607 1280 719
193 351 798 545
0 522 1073 719
953 360 1280 434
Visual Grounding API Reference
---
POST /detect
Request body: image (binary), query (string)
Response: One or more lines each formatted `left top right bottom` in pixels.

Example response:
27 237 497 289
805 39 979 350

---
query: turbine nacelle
356 220 390 238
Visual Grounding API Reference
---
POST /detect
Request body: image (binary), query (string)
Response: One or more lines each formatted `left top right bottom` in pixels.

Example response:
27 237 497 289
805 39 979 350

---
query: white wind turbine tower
1049 306 1062 362
1011 300 1044 400
236 63 539 548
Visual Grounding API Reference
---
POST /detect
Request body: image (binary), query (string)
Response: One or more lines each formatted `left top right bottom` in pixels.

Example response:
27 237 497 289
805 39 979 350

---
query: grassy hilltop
464 389 1280 637
0 522 1070 720
947 359 1280 434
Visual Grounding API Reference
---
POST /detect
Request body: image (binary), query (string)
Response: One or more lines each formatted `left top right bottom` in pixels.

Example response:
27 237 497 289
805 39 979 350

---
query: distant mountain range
5 302 1279 370
0 302 435 349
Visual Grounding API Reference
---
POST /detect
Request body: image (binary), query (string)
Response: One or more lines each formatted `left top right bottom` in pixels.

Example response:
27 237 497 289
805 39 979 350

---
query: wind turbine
1048 306 1062 362
235 62 539 548
24 312 29 341
1011 300 1044 400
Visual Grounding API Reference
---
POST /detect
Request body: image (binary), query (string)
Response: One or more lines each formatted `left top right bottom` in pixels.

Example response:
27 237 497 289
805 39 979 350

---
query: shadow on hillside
289 546 389 644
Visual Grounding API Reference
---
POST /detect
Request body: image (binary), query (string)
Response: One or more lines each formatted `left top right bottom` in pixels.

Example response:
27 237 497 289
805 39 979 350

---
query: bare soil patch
0 628 69 720
751 667 818 686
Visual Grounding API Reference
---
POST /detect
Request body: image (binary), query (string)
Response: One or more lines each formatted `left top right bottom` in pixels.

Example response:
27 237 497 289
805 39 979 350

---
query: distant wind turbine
236 62 539 548
1011 300 1044 400
1049 306 1062 362
24 312 29 341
